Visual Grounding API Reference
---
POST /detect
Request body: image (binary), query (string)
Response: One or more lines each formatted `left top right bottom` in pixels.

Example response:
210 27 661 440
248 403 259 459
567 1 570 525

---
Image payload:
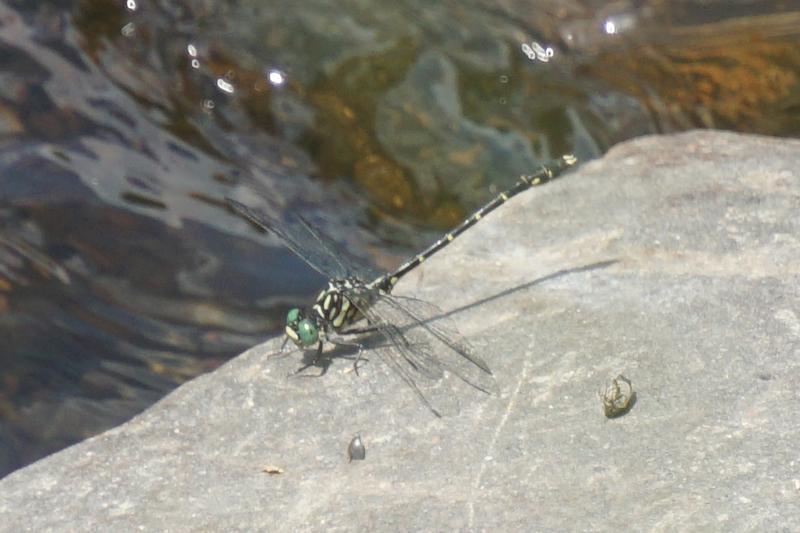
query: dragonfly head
285 308 319 347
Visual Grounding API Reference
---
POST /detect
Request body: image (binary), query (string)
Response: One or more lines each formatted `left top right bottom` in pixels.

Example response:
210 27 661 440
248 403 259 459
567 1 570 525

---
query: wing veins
380 294 493 379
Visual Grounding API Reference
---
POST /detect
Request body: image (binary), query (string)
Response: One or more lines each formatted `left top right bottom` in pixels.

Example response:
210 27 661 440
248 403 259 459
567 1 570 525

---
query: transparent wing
374 294 496 391
363 323 451 417
343 289 497 416
226 198 380 281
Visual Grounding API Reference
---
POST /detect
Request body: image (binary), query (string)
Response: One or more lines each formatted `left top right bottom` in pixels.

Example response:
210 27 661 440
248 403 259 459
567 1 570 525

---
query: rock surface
1 131 799 531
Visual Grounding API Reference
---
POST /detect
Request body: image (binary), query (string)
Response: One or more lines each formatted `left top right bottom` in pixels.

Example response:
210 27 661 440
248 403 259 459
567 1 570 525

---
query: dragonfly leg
267 336 292 360
329 337 370 376
287 341 328 378
352 349 369 376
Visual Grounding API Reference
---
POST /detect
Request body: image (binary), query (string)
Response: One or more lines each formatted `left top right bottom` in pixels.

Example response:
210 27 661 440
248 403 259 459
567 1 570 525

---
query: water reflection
0 0 798 477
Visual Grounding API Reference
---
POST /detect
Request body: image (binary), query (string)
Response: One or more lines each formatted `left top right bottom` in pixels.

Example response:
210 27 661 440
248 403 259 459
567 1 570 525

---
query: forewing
373 293 497 394
227 198 379 281
344 290 497 416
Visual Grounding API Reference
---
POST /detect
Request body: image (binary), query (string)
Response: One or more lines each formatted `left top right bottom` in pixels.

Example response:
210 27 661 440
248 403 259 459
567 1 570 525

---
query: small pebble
348 434 366 462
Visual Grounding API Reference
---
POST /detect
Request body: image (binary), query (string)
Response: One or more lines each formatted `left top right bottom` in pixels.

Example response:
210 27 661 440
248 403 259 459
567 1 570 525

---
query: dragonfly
227 153 577 416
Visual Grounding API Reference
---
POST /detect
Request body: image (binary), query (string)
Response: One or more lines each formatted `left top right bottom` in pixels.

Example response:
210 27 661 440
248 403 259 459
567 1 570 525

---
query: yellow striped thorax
311 280 363 330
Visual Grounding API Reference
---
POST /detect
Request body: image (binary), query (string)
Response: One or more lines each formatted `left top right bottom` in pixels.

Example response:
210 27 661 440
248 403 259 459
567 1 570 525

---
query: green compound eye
296 318 319 346
285 308 318 347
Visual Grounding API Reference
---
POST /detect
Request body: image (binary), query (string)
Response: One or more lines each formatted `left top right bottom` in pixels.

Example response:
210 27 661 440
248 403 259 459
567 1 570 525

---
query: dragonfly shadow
438 259 620 321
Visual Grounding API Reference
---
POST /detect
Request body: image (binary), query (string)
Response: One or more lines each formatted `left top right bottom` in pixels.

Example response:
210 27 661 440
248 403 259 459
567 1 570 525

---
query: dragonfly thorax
311 279 363 331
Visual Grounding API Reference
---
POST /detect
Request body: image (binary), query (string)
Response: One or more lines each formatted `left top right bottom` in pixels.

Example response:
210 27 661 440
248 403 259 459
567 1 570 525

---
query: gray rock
1 130 799 531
